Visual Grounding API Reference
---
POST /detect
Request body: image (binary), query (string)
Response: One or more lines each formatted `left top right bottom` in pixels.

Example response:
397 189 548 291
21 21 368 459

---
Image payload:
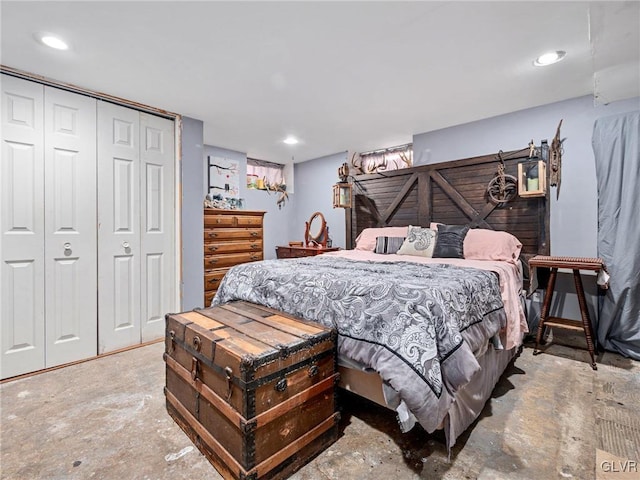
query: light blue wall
293 152 349 249
181 117 204 310
203 145 292 261
413 95 640 258
198 147 348 253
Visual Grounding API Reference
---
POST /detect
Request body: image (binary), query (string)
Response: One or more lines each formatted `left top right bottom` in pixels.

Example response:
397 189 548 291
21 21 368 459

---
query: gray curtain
593 110 640 360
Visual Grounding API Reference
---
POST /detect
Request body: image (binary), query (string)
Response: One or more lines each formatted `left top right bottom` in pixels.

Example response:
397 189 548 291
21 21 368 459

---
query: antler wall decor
549 119 563 198
350 145 413 175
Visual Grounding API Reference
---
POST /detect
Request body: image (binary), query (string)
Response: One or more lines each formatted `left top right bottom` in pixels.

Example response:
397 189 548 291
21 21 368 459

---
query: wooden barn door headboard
346 148 550 261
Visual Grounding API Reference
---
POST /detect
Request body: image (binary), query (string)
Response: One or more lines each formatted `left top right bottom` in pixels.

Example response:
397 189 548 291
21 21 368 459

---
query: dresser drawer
276 246 340 259
204 290 216 307
204 214 264 228
275 247 317 258
204 228 262 242
276 247 294 259
204 240 262 255
204 269 228 293
204 252 262 270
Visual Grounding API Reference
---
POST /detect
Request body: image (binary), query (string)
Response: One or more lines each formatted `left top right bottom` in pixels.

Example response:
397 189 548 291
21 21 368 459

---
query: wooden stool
530 255 605 370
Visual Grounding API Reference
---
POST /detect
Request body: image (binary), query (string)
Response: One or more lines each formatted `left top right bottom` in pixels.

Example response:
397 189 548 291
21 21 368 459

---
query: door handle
122 241 130 249
64 242 72 252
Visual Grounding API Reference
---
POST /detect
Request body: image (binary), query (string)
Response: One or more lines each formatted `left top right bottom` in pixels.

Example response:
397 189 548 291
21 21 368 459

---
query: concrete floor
1 333 639 480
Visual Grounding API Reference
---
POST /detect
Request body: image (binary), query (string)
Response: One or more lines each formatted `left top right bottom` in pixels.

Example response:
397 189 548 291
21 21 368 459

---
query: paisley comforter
211 256 506 433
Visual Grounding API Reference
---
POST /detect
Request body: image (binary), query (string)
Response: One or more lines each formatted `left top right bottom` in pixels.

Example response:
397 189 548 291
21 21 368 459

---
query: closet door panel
140 113 175 342
97 102 141 353
44 86 97 367
1 76 45 379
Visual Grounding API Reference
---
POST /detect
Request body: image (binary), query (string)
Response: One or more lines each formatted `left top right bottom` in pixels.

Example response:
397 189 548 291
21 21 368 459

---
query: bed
212 147 549 451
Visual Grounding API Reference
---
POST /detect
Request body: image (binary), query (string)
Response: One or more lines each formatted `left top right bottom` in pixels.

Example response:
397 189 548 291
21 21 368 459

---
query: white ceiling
2 1 639 163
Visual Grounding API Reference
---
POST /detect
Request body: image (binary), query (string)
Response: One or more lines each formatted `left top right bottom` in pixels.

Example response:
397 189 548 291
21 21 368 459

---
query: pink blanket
322 250 527 350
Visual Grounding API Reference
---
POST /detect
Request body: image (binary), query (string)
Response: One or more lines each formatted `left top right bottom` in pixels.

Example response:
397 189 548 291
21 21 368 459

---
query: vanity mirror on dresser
276 211 339 259
203 209 265 306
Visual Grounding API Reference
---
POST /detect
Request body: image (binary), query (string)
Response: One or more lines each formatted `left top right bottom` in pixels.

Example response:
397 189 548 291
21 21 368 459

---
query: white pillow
397 226 438 258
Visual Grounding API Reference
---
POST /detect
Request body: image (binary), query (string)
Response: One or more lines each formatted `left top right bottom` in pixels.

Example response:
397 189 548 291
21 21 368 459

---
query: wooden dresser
203 209 266 306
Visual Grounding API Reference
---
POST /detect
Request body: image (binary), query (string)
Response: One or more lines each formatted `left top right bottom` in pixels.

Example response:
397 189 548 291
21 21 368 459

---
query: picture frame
208 156 240 199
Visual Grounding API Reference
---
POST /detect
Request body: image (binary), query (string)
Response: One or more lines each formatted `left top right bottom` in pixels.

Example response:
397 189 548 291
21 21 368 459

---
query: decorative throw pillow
374 236 406 254
396 226 438 257
433 224 469 258
354 226 409 251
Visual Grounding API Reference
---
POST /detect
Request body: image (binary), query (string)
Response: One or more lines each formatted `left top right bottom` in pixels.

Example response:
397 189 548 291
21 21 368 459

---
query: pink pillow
355 226 409 251
463 228 522 262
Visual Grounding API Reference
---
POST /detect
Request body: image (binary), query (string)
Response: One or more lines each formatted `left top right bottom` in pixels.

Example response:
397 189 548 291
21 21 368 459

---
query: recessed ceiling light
283 136 299 145
533 50 566 67
38 34 69 50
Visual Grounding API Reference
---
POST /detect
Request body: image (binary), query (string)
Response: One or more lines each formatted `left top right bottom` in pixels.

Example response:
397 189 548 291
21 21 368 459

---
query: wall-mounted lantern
332 183 352 208
518 159 547 197
332 162 353 208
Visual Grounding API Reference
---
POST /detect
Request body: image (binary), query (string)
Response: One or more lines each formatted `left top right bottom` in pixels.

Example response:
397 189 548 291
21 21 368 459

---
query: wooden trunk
164 301 340 480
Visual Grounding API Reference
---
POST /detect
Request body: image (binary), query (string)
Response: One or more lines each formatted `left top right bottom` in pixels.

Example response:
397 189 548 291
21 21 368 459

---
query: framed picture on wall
208 156 240 198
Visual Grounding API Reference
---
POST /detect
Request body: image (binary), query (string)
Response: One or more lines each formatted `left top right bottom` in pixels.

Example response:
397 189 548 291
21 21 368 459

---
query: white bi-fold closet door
1 75 176 379
1 75 97 378
97 101 175 353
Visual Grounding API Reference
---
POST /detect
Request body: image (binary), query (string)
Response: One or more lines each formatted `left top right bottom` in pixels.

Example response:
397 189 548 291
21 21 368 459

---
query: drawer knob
251 231 258 237
308 365 319 377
